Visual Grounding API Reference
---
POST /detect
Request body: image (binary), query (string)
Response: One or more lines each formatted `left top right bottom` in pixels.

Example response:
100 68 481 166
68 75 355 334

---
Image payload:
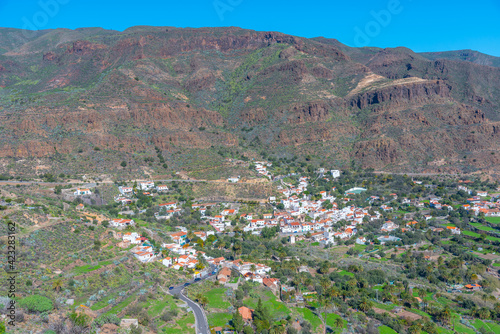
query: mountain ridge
0 26 499 178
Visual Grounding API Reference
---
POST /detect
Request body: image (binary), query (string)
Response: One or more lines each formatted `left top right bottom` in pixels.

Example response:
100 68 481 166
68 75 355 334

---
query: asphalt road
167 265 216 334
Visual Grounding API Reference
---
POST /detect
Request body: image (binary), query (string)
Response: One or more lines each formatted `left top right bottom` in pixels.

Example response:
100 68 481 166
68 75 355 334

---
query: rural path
163 265 216 334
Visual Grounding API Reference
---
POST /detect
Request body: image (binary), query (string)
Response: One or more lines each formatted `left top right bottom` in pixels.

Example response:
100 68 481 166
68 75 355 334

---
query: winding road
165 265 216 334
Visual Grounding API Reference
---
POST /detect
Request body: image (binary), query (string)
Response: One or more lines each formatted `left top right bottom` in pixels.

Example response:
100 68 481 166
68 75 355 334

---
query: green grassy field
73 260 114 274
293 307 322 329
486 217 500 224
472 319 500 334
462 230 481 238
470 223 495 231
338 270 354 277
352 244 367 252
378 325 398 334
148 295 177 317
323 312 346 333
245 290 291 318
104 294 137 315
205 288 231 309
162 312 196 334
207 312 232 327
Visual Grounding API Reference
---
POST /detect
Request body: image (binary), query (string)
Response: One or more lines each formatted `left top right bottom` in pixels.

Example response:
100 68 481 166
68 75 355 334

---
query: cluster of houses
463 194 500 217
155 201 181 220
115 181 169 204
210 257 274 286
254 161 272 179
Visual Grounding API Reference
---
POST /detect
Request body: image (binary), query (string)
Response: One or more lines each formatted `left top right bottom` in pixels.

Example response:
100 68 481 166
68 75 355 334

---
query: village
3 164 500 334
67 165 500 301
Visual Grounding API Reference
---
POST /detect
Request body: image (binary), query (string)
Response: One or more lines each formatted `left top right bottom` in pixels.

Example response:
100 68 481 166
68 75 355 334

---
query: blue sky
0 0 499 56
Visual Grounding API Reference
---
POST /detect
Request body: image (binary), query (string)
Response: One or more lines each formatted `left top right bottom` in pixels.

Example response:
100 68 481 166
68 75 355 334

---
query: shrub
19 295 53 313
93 314 120 326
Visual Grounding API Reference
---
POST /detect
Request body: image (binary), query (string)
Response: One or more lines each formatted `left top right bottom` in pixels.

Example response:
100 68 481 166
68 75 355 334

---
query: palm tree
358 298 373 312
320 278 330 291
334 317 343 329
477 307 490 320
52 279 63 292
417 288 427 311
199 296 209 308
327 287 339 299
470 273 479 283
439 307 452 325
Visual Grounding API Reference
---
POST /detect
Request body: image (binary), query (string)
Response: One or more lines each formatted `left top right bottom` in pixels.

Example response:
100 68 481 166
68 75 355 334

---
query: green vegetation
18 295 53 313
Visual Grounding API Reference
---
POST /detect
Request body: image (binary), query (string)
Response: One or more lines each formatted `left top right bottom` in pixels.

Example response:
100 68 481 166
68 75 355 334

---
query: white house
477 191 488 197
227 176 240 183
159 202 177 210
446 226 461 235
133 250 155 263
356 237 367 245
119 186 134 196
162 257 173 267
123 232 141 244
74 188 92 196
330 170 341 178
110 219 135 228
156 184 169 192
138 181 155 191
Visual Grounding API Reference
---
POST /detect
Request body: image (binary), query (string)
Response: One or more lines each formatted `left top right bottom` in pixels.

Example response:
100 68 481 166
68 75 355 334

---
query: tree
439 307 451 325
52 279 63 292
334 317 343 329
198 296 209 308
358 298 373 312
243 326 254 334
121 161 127 167
253 298 271 331
130 325 142 334
232 310 244 333
18 295 53 313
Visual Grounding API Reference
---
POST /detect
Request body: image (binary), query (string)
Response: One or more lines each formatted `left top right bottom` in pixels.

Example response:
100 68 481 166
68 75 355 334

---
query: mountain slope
420 49 500 68
0 26 499 177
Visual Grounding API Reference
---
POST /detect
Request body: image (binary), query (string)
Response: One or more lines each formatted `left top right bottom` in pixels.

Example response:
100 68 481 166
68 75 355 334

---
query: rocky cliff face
0 26 499 175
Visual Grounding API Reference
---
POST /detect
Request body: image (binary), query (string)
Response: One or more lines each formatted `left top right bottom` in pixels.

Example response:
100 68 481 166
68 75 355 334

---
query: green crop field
472 319 500 333
486 217 500 224
462 230 481 238
470 223 495 231
378 325 398 334
323 312 346 332
293 307 322 329
208 312 232 327
205 288 231 309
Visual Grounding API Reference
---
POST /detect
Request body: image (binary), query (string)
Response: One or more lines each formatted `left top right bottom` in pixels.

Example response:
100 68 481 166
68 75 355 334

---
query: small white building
162 257 173 267
159 202 177 210
119 186 134 196
356 237 367 245
74 188 92 196
110 219 135 229
138 181 155 190
156 185 169 192
330 170 341 178
227 176 240 183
